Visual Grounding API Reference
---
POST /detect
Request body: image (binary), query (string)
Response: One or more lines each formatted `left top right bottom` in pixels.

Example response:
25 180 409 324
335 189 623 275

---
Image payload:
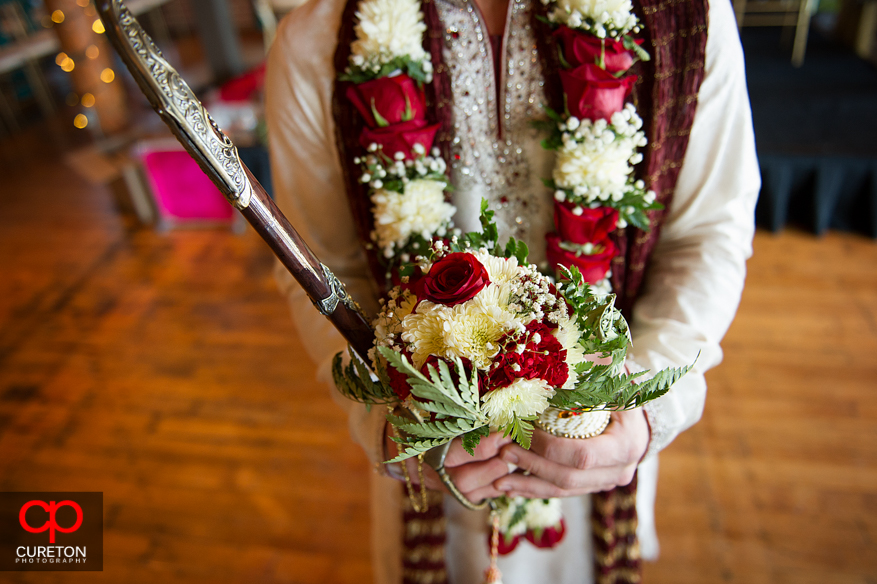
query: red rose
494 532 522 556
554 202 619 245
346 74 427 128
554 26 639 73
525 520 566 549
487 322 568 391
559 64 637 122
421 253 490 306
546 233 618 284
360 119 440 160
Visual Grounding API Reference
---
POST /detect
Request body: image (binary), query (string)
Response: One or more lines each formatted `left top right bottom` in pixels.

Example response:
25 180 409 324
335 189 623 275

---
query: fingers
447 456 514 495
527 410 650 471
444 431 513 467
527 430 627 471
405 441 514 502
494 463 638 498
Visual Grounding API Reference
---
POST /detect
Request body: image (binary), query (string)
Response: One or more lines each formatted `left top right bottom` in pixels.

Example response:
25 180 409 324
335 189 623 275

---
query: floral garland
338 0 658 554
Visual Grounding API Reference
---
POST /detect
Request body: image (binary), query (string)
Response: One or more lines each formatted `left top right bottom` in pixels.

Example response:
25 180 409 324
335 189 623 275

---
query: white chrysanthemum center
371 179 455 254
524 497 563 529
400 301 452 368
481 378 555 428
442 303 507 369
351 0 428 69
473 251 521 286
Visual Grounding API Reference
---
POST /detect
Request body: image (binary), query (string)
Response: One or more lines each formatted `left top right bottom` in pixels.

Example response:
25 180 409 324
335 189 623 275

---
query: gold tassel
483 511 504 584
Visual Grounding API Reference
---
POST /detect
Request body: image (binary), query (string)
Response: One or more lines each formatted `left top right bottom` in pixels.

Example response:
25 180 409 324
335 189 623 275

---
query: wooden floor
0 119 875 584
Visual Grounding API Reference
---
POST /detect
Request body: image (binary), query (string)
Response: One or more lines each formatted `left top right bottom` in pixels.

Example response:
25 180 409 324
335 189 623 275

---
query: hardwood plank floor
1 119 875 583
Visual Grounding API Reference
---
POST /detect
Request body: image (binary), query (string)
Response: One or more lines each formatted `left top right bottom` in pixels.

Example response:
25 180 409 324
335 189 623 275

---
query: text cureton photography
0 492 102 572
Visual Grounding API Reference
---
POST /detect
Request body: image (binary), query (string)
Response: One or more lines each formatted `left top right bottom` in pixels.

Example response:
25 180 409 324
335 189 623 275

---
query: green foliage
500 415 535 450
461 425 490 456
332 348 398 405
502 237 529 265
452 199 499 253
622 34 651 63
340 57 430 85
549 362 694 412
378 347 490 461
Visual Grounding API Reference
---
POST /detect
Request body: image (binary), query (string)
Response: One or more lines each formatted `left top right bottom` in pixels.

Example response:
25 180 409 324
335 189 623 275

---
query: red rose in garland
546 233 619 284
554 203 619 245
554 26 639 74
359 119 440 160
346 74 427 127
559 64 637 122
421 252 490 306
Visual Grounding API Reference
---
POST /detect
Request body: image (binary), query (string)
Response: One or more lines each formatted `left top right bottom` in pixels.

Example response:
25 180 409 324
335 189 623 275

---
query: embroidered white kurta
265 0 760 580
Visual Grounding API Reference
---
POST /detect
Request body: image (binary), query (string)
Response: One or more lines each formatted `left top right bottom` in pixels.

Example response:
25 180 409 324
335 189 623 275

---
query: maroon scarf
331 0 708 581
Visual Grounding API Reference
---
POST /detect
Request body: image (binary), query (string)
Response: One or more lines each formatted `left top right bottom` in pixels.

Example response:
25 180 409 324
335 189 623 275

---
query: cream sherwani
265 0 760 580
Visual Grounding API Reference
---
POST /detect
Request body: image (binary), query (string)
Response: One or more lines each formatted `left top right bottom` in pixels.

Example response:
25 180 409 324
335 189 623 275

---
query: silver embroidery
437 0 555 264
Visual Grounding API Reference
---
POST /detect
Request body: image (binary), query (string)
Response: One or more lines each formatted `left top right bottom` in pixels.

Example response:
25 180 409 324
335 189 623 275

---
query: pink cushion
140 149 234 222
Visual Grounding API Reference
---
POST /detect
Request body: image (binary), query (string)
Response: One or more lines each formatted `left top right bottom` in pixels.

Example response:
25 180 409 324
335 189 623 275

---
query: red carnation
487 322 568 391
546 233 618 284
360 119 440 161
385 353 413 400
346 74 427 128
525 520 566 549
421 253 490 306
559 64 637 122
554 202 619 245
554 26 639 74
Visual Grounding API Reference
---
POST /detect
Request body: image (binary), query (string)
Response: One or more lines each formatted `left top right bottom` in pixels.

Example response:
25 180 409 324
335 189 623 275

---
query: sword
94 0 373 360
95 1 487 510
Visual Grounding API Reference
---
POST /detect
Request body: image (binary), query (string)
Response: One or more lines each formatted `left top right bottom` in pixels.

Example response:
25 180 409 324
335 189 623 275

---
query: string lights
48 0 121 130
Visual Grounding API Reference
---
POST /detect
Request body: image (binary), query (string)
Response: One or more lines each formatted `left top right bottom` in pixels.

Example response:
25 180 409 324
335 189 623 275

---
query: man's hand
387 429 514 503
493 409 650 498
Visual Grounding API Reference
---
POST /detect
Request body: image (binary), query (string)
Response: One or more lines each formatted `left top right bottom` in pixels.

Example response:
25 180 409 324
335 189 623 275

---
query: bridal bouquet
333 203 690 462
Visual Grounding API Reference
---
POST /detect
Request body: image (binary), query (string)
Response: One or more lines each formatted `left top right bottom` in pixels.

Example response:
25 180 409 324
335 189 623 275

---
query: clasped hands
390 408 650 503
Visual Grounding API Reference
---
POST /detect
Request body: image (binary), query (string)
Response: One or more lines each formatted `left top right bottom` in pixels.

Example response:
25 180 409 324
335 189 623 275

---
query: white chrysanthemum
400 301 453 368
482 378 555 428
496 497 529 536
473 251 521 286
553 139 634 202
371 179 454 254
553 314 585 389
470 283 525 330
442 299 509 369
351 0 428 68
524 498 563 530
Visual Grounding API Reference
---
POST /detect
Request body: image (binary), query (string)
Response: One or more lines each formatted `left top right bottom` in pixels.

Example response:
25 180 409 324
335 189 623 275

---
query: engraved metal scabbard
96 0 252 209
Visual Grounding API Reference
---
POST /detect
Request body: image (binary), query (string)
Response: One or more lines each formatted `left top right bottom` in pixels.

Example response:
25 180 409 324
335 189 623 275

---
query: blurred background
0 0 874 582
